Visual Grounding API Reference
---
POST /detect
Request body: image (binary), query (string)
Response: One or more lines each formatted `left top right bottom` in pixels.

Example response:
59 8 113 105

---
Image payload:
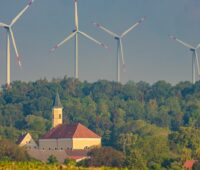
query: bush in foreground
0 139 29 161
47 155 58 164
0 161 128 170
82 147 125 167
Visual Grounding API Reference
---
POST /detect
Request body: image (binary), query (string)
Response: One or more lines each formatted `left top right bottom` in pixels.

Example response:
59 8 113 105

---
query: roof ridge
42 124 62 139
73 123 101 138
72 123 80 138
16 132 30 144
41 123 101 139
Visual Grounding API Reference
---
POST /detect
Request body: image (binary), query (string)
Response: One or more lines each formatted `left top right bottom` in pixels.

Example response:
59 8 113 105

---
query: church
39 92 101 150
17 93 101 162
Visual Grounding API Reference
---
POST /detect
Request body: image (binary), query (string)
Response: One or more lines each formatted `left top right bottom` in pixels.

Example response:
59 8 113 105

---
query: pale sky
0 0 200 85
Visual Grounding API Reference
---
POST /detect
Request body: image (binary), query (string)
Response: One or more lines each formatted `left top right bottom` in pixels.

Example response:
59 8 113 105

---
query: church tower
52 92 63 128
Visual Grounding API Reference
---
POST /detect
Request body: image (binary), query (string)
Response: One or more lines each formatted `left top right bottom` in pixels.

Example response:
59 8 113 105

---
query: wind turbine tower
93 17 146 82
51 0 108 79
0 0 34 89
169 35 200 84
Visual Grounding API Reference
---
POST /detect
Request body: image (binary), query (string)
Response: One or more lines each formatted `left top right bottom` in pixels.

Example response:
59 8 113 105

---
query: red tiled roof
65 149 89 161
69 155 88 161
183 160 197 169
16 132 29 144
41 123 101 139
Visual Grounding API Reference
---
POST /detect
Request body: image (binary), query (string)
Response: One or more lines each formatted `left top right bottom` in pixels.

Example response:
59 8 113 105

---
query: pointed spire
53 92 63 108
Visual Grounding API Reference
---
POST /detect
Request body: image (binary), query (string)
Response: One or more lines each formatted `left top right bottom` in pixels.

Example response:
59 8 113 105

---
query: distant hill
0 77 200 169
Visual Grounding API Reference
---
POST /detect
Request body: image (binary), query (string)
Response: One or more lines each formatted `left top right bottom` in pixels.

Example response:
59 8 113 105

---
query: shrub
47 155 58 164
87 147 125 167
64 158 76 166
0 139 29 161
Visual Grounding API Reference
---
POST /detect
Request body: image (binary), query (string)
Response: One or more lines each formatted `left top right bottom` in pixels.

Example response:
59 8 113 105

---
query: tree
126 100 145 120
1 78 200 168
87 147 125 167
136 136 171 168
169 127 200 153
47 155 58 164
64 158 76 166
181 147 192 162
25 115 48 133
117 133 137 153
125 149 148 170
0 139 29 161
193 160 200 170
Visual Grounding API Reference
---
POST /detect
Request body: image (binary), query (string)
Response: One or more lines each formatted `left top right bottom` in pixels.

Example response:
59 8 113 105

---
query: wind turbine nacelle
190 48 195 52
4 26 10 30
72 29 77 33
114 37 120 40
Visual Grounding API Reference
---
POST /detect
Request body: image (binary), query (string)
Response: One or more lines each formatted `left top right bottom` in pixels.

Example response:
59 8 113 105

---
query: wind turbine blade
119 39 125 71
9 29 22 67
169 35 194 49
0 23 8 27
50 32 76 52
74 0 79 29
196 43 200 49
78 31 108 49
121 16 146 38
10 0 34 26
92 22 119 38
195 51 200 77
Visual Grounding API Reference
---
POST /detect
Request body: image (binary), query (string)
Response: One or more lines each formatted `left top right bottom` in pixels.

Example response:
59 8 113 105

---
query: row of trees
0 77 200 169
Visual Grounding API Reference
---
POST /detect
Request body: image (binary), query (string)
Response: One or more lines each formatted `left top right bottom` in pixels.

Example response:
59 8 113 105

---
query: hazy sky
0 0 200 85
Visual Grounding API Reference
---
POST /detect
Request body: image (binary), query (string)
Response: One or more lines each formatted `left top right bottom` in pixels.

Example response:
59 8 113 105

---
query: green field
0 162 127 170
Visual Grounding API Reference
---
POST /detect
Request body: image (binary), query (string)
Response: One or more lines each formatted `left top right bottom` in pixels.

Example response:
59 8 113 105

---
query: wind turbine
0 0 34 89
169 35 200 84
93 17 146 82
51 0 108 79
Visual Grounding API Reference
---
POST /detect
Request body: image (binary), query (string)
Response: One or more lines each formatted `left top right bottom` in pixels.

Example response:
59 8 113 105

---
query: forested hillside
0 77 200 169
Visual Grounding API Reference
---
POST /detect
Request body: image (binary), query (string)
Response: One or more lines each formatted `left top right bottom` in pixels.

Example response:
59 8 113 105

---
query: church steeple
53 92 63 108
52 92 63 128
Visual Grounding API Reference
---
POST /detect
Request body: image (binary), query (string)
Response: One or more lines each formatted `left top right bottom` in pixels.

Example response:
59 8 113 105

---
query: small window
61 148 63 150
49 148 51 150
59 114 61 119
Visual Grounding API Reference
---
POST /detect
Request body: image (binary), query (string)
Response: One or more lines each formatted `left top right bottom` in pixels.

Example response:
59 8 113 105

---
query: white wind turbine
93 17 146 82
51 0 108 79
0 0 34 89
169 35 200 84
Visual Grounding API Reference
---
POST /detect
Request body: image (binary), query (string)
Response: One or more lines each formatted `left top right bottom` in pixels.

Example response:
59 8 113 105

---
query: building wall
72 138 101 149
52 108 63 128
57 139 72 150
39 138 101 150
39 138 72 150
19 133 38 149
